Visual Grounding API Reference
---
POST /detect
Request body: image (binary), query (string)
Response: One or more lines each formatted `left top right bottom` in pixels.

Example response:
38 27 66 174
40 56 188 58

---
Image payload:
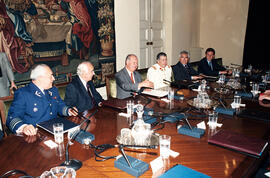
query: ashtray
187 99 219 109
40 166 76 178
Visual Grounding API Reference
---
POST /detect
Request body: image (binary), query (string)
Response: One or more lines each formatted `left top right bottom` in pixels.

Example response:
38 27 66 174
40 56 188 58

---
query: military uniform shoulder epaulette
151 65 157 70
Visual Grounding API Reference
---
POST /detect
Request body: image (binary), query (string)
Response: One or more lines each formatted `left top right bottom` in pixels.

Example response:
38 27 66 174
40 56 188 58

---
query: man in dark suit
198 48 229 76
115 54 153 99
64 62 103 113
172 51 202 81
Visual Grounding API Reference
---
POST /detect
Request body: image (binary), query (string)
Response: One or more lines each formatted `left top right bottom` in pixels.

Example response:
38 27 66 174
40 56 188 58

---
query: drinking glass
232 68 236 78
262 75 267 83
159 135 171 158
252 83 259 93
208 111 218 127
219 74 225 84
233 95 241 108
53 123 64 144
126 100 134 116
167 88 174 101
56 142 65 159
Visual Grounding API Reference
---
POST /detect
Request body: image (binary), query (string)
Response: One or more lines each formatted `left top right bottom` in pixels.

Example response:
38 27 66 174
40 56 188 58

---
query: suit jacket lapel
123 68 133 84
75 76 89 98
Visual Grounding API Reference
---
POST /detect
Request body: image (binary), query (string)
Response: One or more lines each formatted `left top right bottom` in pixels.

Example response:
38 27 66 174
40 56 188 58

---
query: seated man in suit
6 64 77 136
115 54 153 99
172 50 202 81
64 61 103 113
198 48 229 76
147 52 172 89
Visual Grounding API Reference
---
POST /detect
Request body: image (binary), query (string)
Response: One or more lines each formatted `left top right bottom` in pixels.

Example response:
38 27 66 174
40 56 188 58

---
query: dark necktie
0 65 2 77
184 64 190 74
87 84 96 106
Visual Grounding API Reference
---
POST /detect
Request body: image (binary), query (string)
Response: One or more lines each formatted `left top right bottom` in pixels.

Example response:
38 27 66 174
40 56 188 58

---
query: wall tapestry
0 0 115 87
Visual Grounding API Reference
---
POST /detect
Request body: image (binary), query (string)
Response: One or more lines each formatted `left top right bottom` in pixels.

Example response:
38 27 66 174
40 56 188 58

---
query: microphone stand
130 87 152 108
60 109 98 170
183 114 192 130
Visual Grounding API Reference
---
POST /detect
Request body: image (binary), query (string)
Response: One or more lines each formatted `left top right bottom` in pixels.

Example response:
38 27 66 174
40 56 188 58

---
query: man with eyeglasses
64 61 103 113
6 64 77 136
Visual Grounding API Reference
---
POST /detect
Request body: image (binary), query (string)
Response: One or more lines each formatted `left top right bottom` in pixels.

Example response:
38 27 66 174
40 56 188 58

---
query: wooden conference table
0 86 270 178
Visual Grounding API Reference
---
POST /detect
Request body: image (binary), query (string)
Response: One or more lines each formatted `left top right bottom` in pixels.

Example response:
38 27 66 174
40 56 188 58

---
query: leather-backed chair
57 86 67 100
105 68 148 99
189 61 200 72
0 98 13 137
213 58 223 66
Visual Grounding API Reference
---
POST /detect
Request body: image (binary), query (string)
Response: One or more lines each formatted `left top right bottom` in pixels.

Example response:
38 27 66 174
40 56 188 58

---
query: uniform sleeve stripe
9 118 23 130
62 106 69 116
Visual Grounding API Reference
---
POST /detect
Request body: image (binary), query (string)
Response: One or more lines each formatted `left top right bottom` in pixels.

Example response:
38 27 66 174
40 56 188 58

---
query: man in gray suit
115 54 153 99
0 52 16 98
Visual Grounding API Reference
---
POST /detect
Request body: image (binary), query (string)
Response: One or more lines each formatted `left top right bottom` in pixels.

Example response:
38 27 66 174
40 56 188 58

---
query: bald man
64 61 103 113
6 64 77 136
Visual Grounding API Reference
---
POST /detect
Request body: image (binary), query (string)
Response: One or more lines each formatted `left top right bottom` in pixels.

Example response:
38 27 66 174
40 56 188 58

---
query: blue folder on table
37 117 78 134
158 164 211 178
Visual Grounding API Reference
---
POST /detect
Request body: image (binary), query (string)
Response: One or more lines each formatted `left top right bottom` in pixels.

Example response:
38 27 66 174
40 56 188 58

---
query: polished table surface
0 86 270 178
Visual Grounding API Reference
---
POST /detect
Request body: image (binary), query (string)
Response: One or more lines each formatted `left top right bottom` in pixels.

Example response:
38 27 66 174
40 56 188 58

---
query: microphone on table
70 107 97 131
60 109 98 170
130 87 153 107
231 63 242 67
164 79 200 90
116 144 157 168
130 87 153 95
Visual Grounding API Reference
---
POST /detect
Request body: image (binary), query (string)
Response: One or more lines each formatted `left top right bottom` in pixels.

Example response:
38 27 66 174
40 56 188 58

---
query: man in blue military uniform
6 64 77 136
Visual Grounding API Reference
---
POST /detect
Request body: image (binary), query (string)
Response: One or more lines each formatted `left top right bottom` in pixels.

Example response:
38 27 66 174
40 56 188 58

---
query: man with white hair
64 61 103 113
6 64 77 136
173 50 202 81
